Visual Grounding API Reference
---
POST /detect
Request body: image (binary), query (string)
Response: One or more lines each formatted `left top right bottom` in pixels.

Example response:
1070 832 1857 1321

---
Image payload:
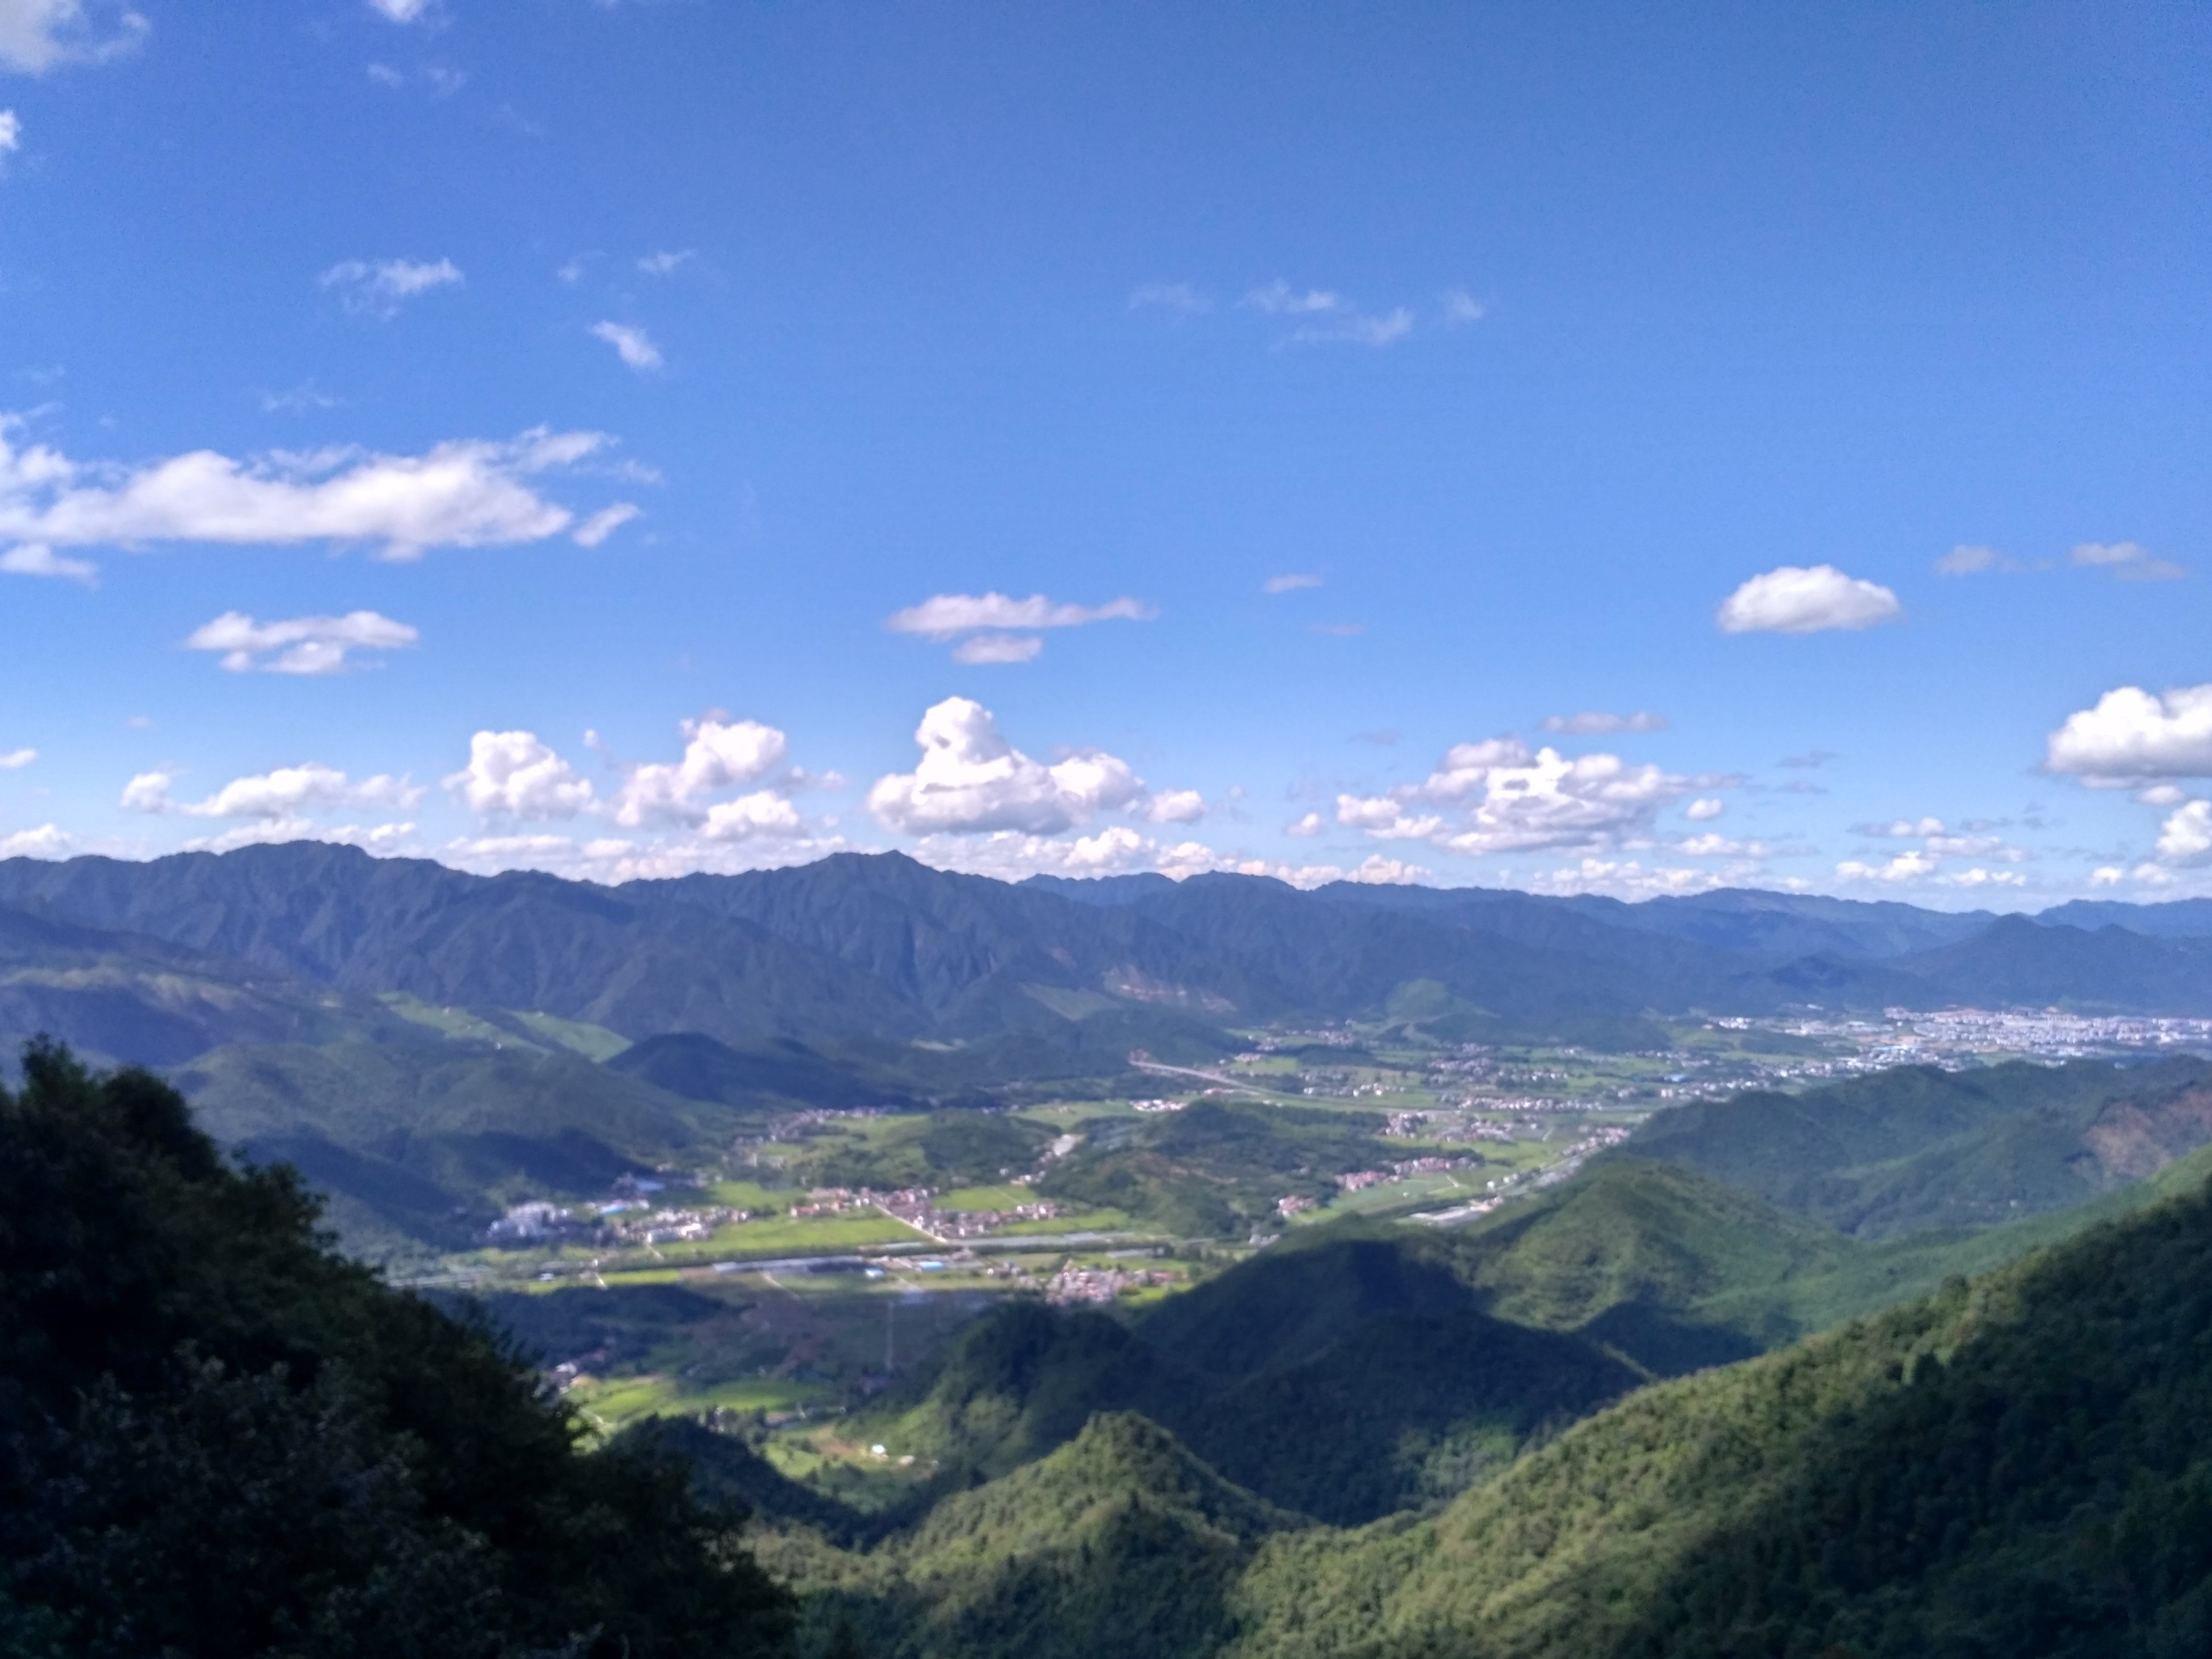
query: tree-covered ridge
0 1042 794 1659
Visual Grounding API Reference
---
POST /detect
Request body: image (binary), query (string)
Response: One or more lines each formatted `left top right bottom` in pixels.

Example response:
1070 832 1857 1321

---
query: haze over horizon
4 1 2211 908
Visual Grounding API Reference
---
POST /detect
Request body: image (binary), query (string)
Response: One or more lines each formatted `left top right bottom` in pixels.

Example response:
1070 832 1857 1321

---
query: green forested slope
0 1043 792 1659
1224 1165 2212 1658
1629 1057 2212 1236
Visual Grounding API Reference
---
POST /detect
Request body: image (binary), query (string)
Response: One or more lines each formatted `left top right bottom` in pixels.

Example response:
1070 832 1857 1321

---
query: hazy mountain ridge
5 849 2212 1077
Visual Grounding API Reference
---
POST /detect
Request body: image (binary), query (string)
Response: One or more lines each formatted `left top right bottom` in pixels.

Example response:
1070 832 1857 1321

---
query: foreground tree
0 1039 794 1659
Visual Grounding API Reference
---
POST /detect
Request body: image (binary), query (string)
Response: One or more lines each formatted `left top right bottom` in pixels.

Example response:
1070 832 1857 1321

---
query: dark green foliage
789 1413 1301 1659
807 1112 1056 1193
0 1040 794 1659
1630 1057 2212 1236
617 1418 873 1544
608 1033 967 1112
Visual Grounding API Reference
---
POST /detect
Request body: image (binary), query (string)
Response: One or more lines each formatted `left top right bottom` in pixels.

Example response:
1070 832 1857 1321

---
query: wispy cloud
0 748 36 769
1263 573 1321 594
0 110 19 156
1129 281 1210 315
886 591 1154 662
2073 541 2187 581
636 249 696 276
0 416 633 568
1540 710 1667 735
1242 281 1343 316
0 1 147 74
183 610 419 675
591 320 663 371
366 0 435 21
320 257 463 317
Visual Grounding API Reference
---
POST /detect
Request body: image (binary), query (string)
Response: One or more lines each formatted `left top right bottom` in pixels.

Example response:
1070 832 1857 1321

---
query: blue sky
3 0 2211 905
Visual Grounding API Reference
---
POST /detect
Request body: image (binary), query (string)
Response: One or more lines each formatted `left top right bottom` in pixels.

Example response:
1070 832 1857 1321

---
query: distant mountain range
2 845 2211 1078
3 843 2211 1256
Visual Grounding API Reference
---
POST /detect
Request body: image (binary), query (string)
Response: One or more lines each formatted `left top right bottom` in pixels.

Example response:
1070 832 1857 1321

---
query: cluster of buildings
1046 1261 1174 1303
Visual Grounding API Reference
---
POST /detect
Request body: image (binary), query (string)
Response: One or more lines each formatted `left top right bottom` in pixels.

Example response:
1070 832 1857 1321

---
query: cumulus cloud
1836 850 1939 885
1683 797 1724 820
591 321 663 371
1285 810 1326 838
1539 710 1666 735
0 109 18 153
123 763 422 820
1334 735 1702 857
0 417 627 567
0 823 69 858
1518 858 1741 900
0 0 146 73
183 610 418 675
2046 684 2212 783
1856 816 1947 838
2157 800 2212 865
903 825 1420 888
1129 282 1209 315
1716 565 1902 634
952 633 1043 665
445 731 598 820
609 715 789 828
1145 789 1206 826
1263 573 1321 594
867 697 1146 836
2073 541 2186 581
0 542 95 582
320 257 462 317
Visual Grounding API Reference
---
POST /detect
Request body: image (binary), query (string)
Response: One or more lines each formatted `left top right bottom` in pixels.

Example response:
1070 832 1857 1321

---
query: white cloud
0 542 95 582
867 697 1145 836
2157 800 2212 865
0 418 621 565
179 817 418 856
610 715 788 827
123 763 422 820
1440 289 1485 325
636 249 696 276
2046 684 2212 782
0 747 32 769
1856 817 1947 837
1683 797 1724 821
0 109 18 153
321 257 462 316
1836 851 1938 884
1674 833 1768 858
1716 565 1902 634
1334 735 1698 856
437 828 845 883
886 592 1154 640
2073 541 2187 581
0 823 69 858
1520 858 1739 899
1296 307 1414 348
1145 789 1206 826
1935 543 2009 576
1242 281 1343 316
1263 573 1321 594
0 1 146 73
1285 810 1326 838
445 731 597 820
591 321 663 371
1539 710 1666 735
572 501 641 547
183 609 418 675
366 0 433 20
952 633 1043 665
903 825 1420 888
1129 282 1210 315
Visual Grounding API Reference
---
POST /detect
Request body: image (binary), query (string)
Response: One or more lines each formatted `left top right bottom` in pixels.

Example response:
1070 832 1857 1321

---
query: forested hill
5 846 2212 1077
768 1154 2212 1659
